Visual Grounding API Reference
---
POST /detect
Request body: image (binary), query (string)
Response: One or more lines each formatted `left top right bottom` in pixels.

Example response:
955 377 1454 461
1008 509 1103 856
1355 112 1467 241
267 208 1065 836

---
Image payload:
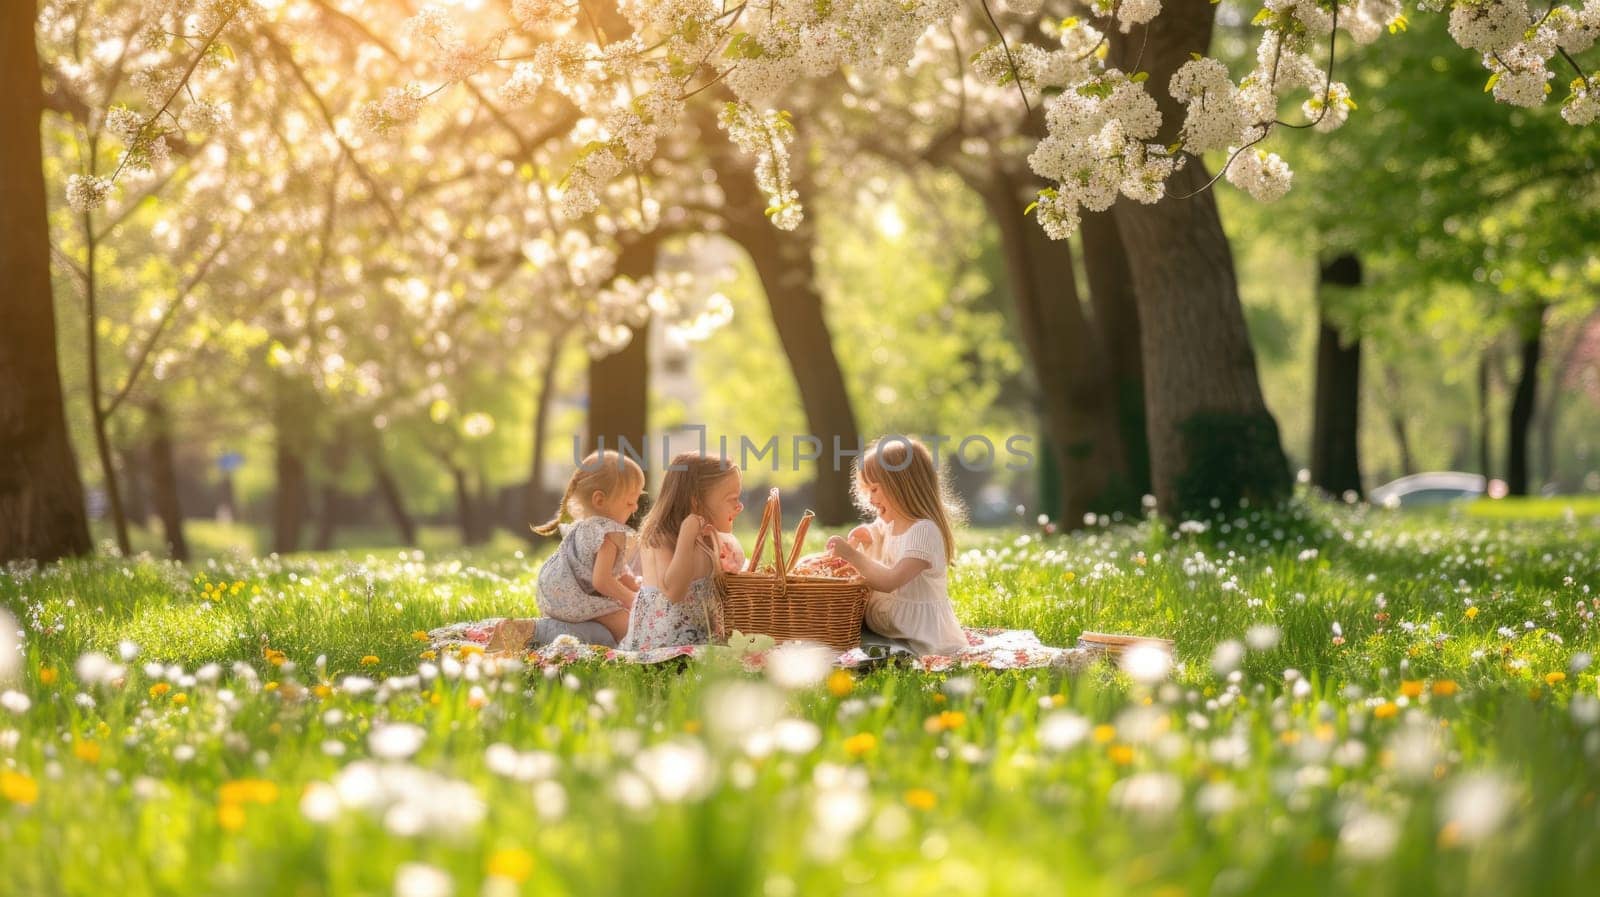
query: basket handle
743 493 773 573
785 510 815 573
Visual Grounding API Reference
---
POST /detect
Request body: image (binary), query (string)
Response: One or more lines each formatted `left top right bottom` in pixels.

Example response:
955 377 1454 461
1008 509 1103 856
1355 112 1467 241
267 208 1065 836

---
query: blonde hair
855 436 964 560
533 450 646 536
638 452 740 550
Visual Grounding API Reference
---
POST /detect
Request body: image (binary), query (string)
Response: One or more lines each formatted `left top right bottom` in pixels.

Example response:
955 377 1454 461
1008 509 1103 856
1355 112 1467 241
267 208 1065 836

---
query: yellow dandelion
420 650 437 660
488 848 535 883
904 788 938 811
1092 724 1117 744
1279 730 1302 746
149 683 171 699
924 710 966 734
220 779 280 805
1431 680 1459 697
73 740 102 764
38 667 58 686
1064 571 1076 584
360 655 380 666
218 802 247 832
1545 672 1568 686
412 630 431 642
429 692 443 706
682 720 702 735
1373 702 1399 720
1399 680 1424 699
458 645 484 658
1050 694 1067 707
1465 606 1479 620
1 771 40 806
843 733 877 757
931 693 947 705
172 693 187 705
263 648 287 667
826 670 854 698
1108 744 1135 765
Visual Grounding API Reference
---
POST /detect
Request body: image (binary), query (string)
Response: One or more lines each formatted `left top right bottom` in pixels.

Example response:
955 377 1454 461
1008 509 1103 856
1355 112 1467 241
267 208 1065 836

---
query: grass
4 499 1600 896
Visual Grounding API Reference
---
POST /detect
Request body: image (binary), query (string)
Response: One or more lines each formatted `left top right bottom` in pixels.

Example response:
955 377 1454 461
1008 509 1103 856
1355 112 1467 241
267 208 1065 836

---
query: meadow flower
903 788 937 811
843 733 877 757
1339 810 1400 861
633 740 713 803
370 723 426 760
1246 625 1282 651
394 862 453 897
1 770 39 806
487 848 535 885
1110 772 1181 819
1038 711 1090 752
826 670 854 697
765 642 836 690
1443 773 1512 843
1211 640 1245 676
1120 643 1173 684
0 691 30 715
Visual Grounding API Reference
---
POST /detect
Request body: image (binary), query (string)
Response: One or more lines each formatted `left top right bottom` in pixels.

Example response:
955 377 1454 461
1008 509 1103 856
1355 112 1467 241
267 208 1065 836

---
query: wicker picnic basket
714 488 870 651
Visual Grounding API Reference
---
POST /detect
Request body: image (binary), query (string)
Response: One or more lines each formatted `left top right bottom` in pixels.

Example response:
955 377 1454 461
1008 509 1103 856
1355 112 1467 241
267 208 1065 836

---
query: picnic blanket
427 618 1096 672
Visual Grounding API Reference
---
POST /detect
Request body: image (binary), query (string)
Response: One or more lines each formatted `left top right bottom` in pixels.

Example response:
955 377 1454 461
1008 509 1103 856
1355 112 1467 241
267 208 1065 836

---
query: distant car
1368 472 1487 509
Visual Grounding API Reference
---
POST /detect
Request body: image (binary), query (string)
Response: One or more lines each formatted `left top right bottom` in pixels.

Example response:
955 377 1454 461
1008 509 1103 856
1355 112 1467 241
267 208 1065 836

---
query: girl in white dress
826 437 968 657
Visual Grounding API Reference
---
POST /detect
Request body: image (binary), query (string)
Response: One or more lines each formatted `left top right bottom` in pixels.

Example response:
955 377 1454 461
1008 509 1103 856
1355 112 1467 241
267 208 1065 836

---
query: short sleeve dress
536 516 636 623
862 518 968 657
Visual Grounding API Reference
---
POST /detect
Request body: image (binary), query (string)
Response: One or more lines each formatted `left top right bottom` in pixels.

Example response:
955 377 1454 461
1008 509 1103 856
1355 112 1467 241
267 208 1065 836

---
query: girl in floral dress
528 450 646 643
621 453 744 652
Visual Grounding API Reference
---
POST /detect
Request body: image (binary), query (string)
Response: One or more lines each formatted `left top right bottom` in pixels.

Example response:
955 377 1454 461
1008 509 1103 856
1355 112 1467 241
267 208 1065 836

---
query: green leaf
1250 9 1273 25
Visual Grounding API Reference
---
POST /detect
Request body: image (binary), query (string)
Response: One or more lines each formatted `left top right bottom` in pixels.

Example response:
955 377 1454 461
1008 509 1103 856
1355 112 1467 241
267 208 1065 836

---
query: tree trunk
1110 0 1290 515
367 441 417 546
1310 253 1364 499
1381 363 1416 478
1539 309 1600 490
586 238 658 467
719 219 861 524
120 444 150 529
452 465 490 546
84 213 132 555
715 154 862 525
1477 353 1493 479
273 380 311 554
980 177 1131 524
145 398 189 562
526 329 566 535
1506 303 1546 496
0 0 93 564
313 421 352 551
1081 209 1151 501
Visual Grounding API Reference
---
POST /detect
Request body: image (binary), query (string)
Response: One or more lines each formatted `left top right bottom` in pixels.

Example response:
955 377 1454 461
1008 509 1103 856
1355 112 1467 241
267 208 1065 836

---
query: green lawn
4 500 1599 896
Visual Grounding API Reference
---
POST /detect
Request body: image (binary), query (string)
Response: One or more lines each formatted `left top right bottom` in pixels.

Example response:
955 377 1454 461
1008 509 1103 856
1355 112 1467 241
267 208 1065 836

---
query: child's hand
848 524 874 548
677 514 707 544
618 571 641 592
827 535 860 563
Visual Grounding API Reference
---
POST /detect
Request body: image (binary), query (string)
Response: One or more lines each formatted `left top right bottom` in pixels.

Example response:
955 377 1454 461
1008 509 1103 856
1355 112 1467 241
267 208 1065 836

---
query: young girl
826 437 968 657
529 450 646 642
621 453 745 652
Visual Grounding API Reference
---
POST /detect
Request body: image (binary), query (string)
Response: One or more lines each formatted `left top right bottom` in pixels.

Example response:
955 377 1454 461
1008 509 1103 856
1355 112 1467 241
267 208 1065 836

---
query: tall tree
1310 253 1364 498
1110 0 1291 513
0 0 90 563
